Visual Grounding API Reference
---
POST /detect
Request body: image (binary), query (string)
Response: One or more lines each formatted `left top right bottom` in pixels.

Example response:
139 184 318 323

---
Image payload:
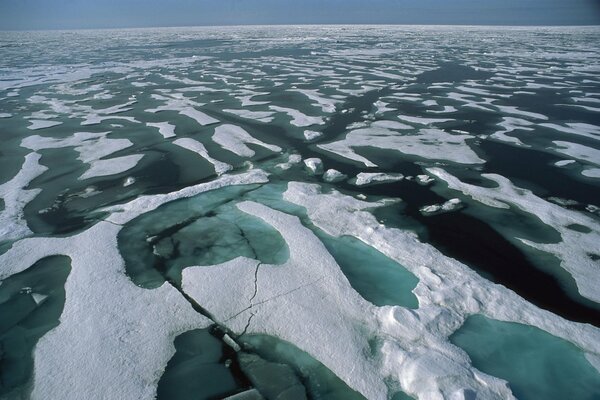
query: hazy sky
1 0 599 30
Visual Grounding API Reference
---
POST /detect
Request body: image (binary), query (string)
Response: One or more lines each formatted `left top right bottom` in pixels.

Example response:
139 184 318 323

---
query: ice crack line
226 274 326 323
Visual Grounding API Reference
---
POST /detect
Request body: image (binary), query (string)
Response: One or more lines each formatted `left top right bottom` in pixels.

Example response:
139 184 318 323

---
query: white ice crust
0 153 47 241
22 131 143 180
173 137 232 175
147 93 219 126
0 170 269 400
269 105 324 127
303 130 323 141
27 120 63 130
277 181 600 399
223 109 275 123
352 172 404 186
428 167 600 303
147 121 176 138
303 157 324 175
318 126 484 167
323 169 347 183
212 124 281 157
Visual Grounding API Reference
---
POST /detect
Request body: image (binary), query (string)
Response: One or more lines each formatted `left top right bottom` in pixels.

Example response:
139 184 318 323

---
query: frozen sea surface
0 25 600 399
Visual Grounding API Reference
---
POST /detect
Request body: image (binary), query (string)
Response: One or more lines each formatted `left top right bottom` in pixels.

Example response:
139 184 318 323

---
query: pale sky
1 0 599 30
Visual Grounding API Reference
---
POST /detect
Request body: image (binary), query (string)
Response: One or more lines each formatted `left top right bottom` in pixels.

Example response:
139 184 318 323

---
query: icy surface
303 158 324 175
213 124 281 157
428 168 600 303
2 25 600 400
319 126 484 167
269 105 324 127
323 169 347 183
22 131 143 180
147 122 176 138
282 181 600 398
0 153 46 241
173 137 232 175
352 172 404 186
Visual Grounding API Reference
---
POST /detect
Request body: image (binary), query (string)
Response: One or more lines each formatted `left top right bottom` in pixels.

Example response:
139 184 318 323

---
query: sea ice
269 105 324 127
223 109 275 123
428 167 600 303
282 181 600 398
552 141 600 167
0 153 47 241
27 120 63 130
303 130 323 141
303 158 324 175
173 138 232 175
147 122 176 139
323 169 347 183
318 126 484 167
420 198 463 216
351 172 404 186
22 131 142 180
212 124 281 158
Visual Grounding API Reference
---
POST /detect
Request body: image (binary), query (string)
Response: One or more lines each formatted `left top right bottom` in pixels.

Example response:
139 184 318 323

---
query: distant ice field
0 25 599 400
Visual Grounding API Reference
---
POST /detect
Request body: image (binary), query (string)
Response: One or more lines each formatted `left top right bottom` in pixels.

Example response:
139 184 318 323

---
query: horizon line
2 22 600 33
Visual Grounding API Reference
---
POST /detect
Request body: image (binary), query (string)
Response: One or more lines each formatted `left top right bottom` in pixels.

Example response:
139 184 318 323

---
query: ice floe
290 89 341 113
147 93 219 126
280 181 600 398
0 170 272 400
303 130 323 141
552 141 600 168
147 122 176 139
420 198 463 216
22 131 143 180
173 138 232 175
223 109 275 123
323 169 347 183
212 124 281 158
0 153 47 241
269 105 324 127
428 168 600 303
303 158 324 175
27 120 63 130
351 172 404 186
318 126 484 167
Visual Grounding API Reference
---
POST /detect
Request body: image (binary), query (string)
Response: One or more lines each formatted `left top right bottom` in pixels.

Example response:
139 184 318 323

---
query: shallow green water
316 233 419 309
118 184 289 288
450 315 600 400
0 255 71 398
242 334 366 400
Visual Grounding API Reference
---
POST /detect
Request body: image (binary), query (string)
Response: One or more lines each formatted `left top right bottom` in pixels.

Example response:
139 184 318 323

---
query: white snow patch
318 127 484 167
303 158 324 175
269 105 324 127
173 137 232 175
290 89 341 113
303 130 323 141
420 198 463 216
352 172 404 186
555 159 576 167
428 167 600 303
22 131 142 180
323 169 347 183
281 181 600 399
552 141 600 167
223 109 275 123
0 152 47 241
27 120 63 130
147 122 176 139
212 124 281 158
582 168 600 179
